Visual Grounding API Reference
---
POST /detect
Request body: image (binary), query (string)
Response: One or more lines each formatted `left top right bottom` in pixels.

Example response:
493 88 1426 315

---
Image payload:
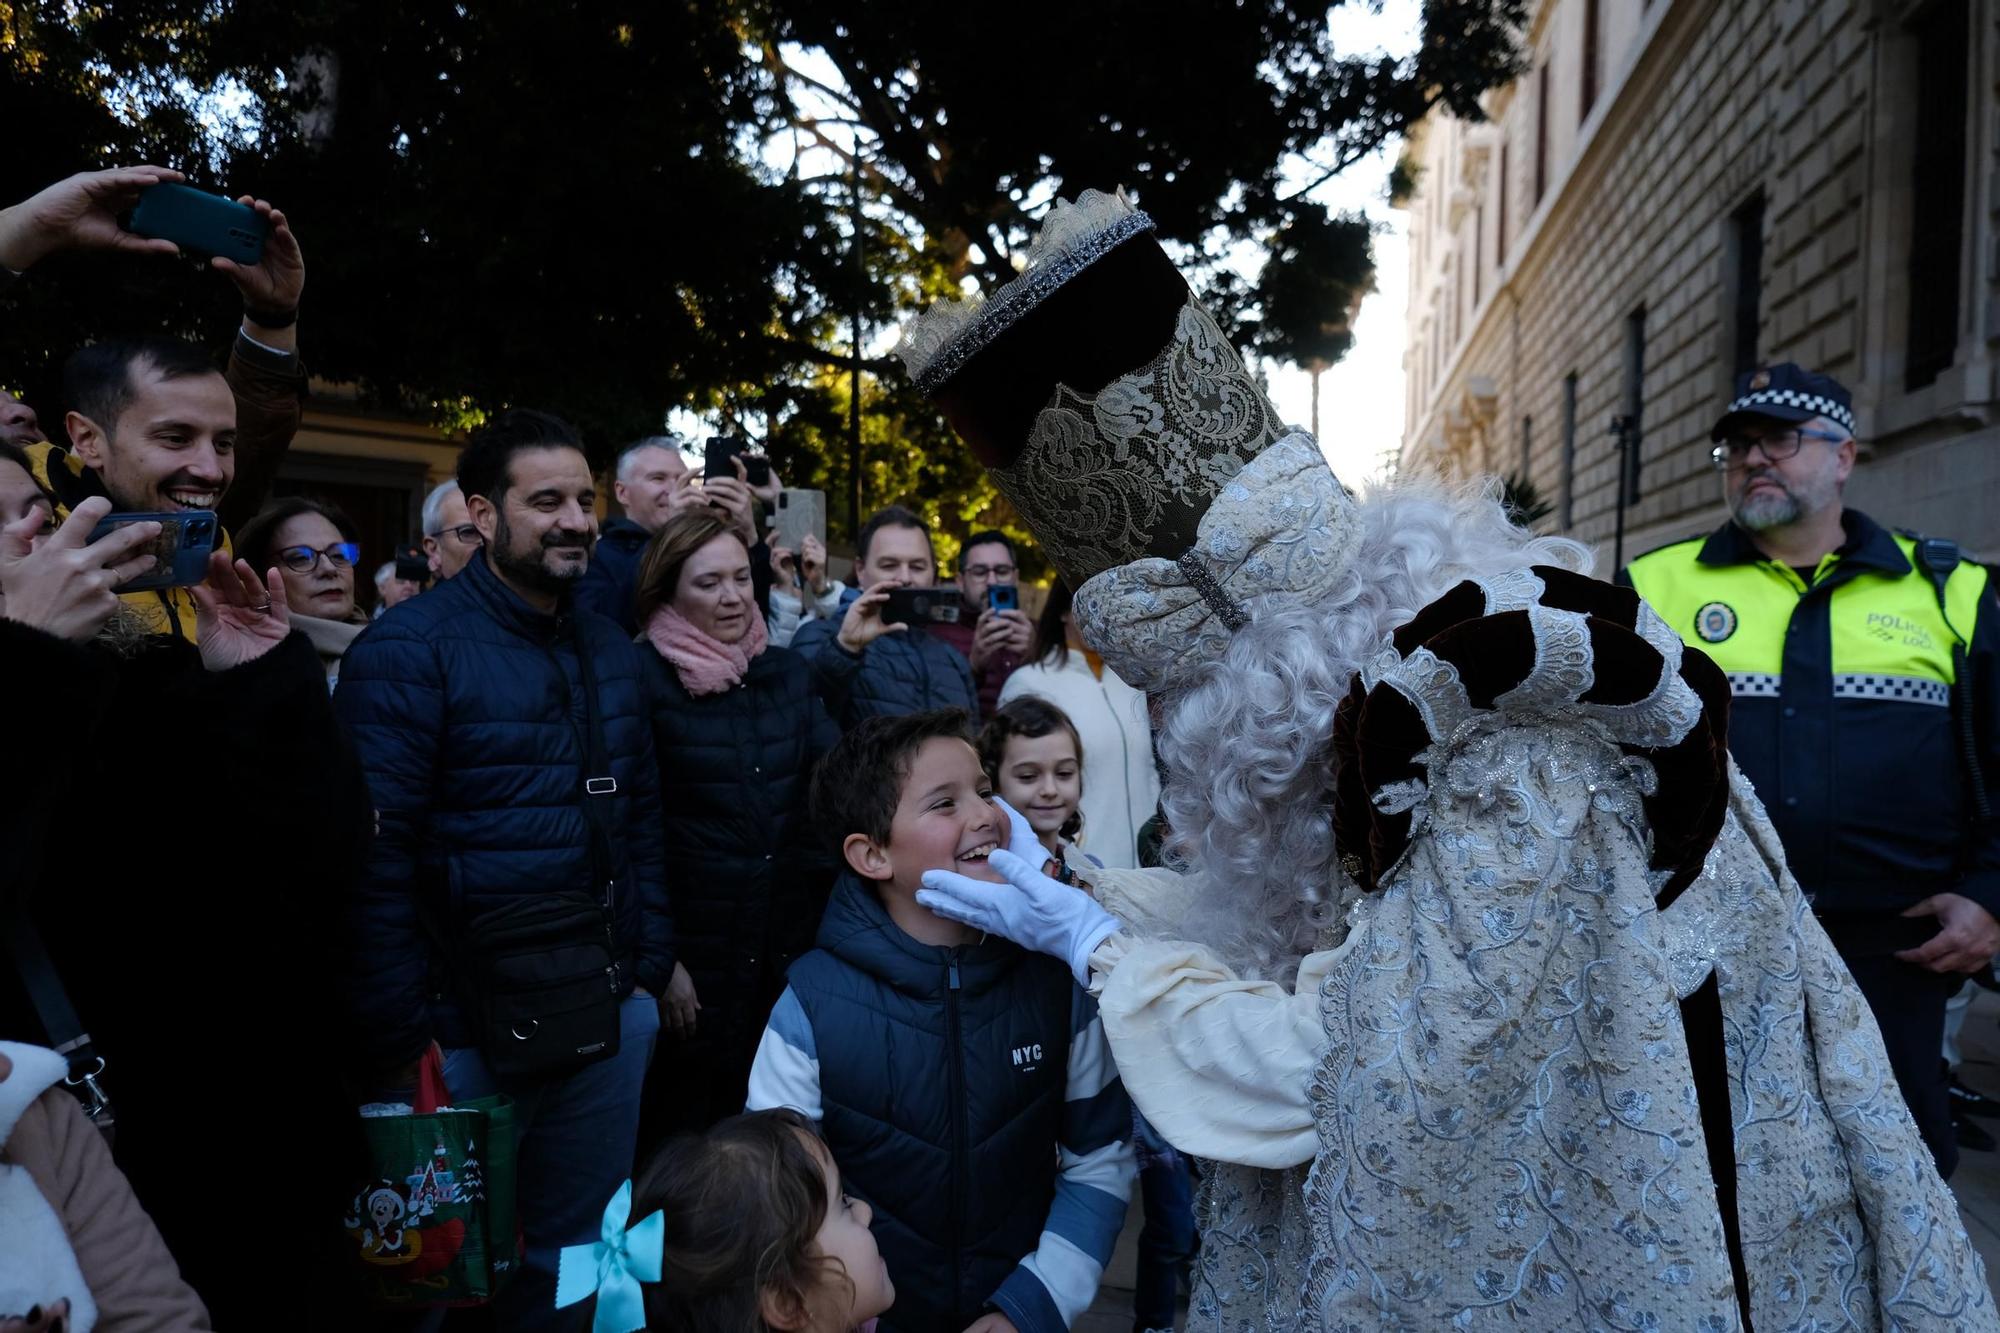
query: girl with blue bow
557 1108 893 1333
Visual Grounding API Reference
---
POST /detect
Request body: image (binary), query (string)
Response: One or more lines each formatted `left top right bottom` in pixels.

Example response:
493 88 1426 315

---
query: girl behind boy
562 1109 892 1333
978 697 1087 863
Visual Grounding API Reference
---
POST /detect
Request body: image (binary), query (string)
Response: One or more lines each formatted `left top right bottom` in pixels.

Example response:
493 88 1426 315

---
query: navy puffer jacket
642 644 839 1051
792 586 978 728
335 553 673 1068
788 875 1082 1332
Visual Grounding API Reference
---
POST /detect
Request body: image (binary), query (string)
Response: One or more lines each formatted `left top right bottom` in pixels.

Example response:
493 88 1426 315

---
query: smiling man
1622 362 2000 1180
334 407 676 1332
0 168 309 642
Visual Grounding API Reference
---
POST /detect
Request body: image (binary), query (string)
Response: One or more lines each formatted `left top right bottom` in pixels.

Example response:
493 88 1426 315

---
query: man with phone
931 529 1034 717
0 166 309 643
574 434 692 633
790 504 978 729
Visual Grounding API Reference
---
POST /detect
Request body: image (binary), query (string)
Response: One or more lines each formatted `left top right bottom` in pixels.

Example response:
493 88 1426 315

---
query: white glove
918 845 1119 987
994 795 1042 862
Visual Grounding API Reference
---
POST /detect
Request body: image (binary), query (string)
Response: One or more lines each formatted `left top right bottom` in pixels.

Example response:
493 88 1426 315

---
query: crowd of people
0 167 1180 1333
6 155 2000 1333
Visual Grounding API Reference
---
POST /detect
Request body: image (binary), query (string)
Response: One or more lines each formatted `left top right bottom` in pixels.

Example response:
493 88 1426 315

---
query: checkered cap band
1724 388 1856 433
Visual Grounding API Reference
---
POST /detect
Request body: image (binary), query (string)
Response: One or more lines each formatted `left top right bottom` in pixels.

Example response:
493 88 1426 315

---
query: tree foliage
2 0 1527 556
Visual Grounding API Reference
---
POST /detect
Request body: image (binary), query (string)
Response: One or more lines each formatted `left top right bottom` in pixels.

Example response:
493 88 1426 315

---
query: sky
1260 0 1420 487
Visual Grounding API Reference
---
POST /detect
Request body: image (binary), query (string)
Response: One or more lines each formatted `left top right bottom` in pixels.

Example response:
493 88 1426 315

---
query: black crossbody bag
446 640 627 1079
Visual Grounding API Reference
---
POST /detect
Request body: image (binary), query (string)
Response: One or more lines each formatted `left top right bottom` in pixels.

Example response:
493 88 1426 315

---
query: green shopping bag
347 1045 520 1308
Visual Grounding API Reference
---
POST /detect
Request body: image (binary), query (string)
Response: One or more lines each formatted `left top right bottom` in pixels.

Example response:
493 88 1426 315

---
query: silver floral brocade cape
1182 577 1996 1332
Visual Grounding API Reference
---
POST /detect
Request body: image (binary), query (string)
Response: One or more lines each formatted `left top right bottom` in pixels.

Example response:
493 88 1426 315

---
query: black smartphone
987 584 1019 613
393 553 431 583
127 184 267 265
87 510 219 592
881 587 961 627
702 436 771 487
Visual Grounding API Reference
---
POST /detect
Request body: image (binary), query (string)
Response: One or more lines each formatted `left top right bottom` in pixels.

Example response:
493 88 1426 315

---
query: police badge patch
1695 602 1738 643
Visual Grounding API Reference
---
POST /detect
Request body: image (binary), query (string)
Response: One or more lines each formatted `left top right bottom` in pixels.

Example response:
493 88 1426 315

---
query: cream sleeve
1085 930 1335 1170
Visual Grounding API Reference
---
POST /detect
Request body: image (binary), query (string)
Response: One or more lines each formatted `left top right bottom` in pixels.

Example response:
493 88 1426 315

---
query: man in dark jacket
1622 363 2000 1178
335 409 676 1331
930 529 1034 718
793 505 979 728
574 435 687 631
577 435 778 634
0 490 373 1327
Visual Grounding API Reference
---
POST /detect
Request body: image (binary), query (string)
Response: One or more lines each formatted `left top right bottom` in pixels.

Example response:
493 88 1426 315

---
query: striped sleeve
744 987 822 1122
989 988 1136 1333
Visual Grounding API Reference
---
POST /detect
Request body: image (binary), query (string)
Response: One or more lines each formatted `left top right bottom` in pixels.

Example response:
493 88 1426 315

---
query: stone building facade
1398 0 2000 563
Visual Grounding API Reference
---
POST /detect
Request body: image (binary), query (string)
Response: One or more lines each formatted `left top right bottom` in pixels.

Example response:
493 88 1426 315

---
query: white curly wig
1155 472 1592 981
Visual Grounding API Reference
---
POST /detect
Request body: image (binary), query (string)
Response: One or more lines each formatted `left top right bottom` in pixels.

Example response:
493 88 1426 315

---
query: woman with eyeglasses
234 496 369 689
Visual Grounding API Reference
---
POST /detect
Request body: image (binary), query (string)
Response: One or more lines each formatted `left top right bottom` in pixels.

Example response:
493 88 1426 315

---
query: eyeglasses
1709 427 1847 470
428 523 483 547
962 564 1015 580
276 542 361 573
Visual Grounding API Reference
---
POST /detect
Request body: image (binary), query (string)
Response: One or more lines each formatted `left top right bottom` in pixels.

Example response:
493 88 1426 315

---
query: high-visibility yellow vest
1622 510 1992 924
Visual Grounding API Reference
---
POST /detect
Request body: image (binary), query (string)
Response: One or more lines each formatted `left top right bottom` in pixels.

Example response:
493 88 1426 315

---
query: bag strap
570 622 618 896
1912 537 1993 836
3 917 115 1139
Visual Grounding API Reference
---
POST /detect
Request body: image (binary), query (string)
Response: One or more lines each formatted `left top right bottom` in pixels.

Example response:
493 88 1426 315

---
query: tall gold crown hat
896 188 1362 690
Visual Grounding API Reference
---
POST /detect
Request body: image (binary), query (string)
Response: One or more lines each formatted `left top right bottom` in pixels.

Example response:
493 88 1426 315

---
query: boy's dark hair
959 530 1015 567
812 708 975 849
63 337 219 430
635 1108 851 1332
978 696 1086 842
234 496 360 578
455 408 583 506
854 504 932 567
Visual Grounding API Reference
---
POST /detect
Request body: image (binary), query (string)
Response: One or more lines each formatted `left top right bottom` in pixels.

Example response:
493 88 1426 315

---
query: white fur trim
0 1042 65 1148
0 1043 97 1331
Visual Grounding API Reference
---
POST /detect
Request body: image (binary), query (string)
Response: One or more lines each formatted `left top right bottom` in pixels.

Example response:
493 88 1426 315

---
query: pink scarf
643 602 768 696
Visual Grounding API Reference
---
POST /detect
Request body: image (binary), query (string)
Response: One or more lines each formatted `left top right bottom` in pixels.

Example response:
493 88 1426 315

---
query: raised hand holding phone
836 580 911 654
0 166 186 272
0 497 160 641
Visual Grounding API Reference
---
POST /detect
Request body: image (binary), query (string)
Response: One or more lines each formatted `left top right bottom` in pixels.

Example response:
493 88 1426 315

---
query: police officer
1622 363 2000 1179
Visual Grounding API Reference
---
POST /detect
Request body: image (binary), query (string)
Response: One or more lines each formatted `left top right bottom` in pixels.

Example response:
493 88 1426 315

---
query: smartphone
986 584 1019 613
770 488 826 555
881 587 961 628
87 510 219 593
393 553 431 583
127 184 267 265
702 436 771 487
